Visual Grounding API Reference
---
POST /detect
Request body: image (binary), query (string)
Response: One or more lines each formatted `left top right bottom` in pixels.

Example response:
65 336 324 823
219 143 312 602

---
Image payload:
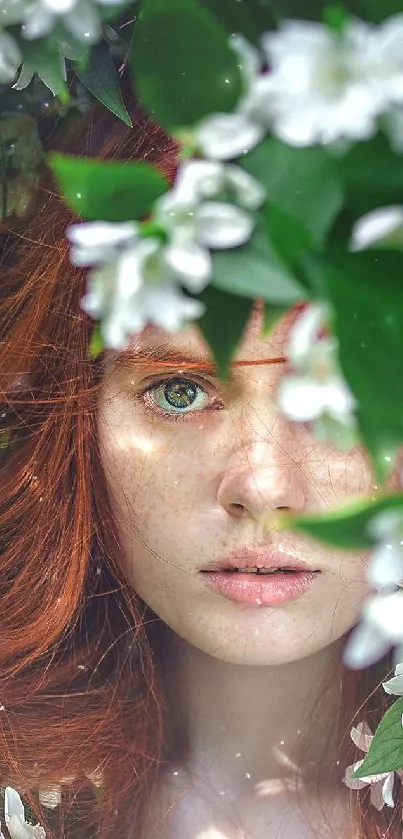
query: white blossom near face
0 0 124 43
97 308 399 666
343 722 400 810
0 30 22 84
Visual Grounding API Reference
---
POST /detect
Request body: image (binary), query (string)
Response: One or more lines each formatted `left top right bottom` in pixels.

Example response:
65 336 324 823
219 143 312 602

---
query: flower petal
65 0 101 43
369 542 403 590
364 590 403 642
383 672 403 695
67 221 138 252
197 112 264 161
195 202 254 249
320 376 357 418
229 33 262 85
343 620 391 669
5 788 25 827
6 815 33 839
381 773 395 808
351 206 403 252
0 31 22 83
286 303 328 367
22 5 54 39
367 508 403 541
277 376 324 421
163 240 212 291
173 160 223 203
224 165 266 211
343 759 369 790
350 721 373 753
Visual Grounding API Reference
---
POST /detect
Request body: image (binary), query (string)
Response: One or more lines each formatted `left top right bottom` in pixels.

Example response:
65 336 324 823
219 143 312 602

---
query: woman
0 94 401 839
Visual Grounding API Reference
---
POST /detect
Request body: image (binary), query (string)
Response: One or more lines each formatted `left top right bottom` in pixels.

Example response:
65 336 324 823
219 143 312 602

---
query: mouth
205 566 306 575
199 549 321 606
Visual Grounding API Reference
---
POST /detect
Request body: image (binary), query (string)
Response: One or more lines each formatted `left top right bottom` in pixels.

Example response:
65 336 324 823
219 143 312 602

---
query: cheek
98 412 215 543
305 446 375 508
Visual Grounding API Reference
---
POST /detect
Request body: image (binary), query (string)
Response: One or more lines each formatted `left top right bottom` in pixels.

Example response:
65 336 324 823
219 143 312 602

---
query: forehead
106 302 303 370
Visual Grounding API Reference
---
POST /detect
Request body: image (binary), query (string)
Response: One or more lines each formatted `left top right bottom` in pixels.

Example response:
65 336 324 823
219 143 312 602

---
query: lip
199 548 320 607
200 547 318 574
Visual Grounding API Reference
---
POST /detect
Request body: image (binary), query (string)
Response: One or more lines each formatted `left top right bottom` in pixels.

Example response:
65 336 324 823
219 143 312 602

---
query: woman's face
97 306 394 666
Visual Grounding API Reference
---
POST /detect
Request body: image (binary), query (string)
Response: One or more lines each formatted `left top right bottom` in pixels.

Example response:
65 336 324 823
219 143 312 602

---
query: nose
216 413 307 522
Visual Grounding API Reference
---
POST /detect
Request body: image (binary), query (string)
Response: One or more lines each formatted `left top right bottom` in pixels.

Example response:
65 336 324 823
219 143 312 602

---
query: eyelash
139 375 224 421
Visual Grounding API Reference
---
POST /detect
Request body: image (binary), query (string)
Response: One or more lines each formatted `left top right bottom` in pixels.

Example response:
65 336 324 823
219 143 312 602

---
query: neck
162 629 345 797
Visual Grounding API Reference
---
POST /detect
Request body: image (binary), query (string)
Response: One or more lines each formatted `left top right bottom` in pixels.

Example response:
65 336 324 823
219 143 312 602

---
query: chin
173 626 338 667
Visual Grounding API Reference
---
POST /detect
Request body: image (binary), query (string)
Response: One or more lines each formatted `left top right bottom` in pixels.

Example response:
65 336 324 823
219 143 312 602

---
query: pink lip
200 547 318 574
200 548 320 607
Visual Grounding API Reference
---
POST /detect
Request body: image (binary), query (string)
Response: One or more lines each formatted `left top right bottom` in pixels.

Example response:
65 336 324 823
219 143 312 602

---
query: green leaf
289 493 403 550
311 250 403 482
20 38 69 97
211 216 304 304
322 3 349 31
265 203 313 273
200 0 278 44
130 0 243 128
74 42 132 127
353 698 403 778
349 0 403 22
241 138 344 248
89 323 104 359
197 287 253 378
48 153 168 221
337 134 403 216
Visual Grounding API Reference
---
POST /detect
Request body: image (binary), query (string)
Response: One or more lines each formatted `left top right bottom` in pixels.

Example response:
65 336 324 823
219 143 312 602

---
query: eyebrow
108 346 287 374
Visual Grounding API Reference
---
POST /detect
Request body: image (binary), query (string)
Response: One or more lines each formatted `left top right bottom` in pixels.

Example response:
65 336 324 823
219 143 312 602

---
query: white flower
67 221 207 349
258 14 403 148
357 14 403 109
195 36 268 161
351 206 403 252
364 590 403 643
343 619 391 669
4 787 46 839
277 303 358 446
260 20 382 147
0 29 22 84
367 509 403 590
12 0 124 44
383 661 403 695
155 159 265 250
344 589 403 669
0 0 28 26
173 159 266 211
68 220 140 267
343 721 401 810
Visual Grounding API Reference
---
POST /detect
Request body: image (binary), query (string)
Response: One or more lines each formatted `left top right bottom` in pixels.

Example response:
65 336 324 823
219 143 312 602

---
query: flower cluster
343 508 403 669
196 15 403 158
344 721 403 810
344 663 403 811
0 0 124 85
68 160 265 348
276 303 358 448
58 12 403 354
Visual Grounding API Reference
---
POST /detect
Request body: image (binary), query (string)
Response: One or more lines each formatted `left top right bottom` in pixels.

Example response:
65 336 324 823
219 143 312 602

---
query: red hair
0 90 401 839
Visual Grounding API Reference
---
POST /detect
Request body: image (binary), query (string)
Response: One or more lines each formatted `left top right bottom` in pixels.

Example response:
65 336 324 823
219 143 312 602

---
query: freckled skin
97 311 397 667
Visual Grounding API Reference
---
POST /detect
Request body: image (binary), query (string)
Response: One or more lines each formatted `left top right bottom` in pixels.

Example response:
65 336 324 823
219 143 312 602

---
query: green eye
150 377 209 414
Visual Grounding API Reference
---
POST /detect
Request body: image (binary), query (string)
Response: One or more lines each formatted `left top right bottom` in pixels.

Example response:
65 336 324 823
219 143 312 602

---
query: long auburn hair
0 89 401 839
